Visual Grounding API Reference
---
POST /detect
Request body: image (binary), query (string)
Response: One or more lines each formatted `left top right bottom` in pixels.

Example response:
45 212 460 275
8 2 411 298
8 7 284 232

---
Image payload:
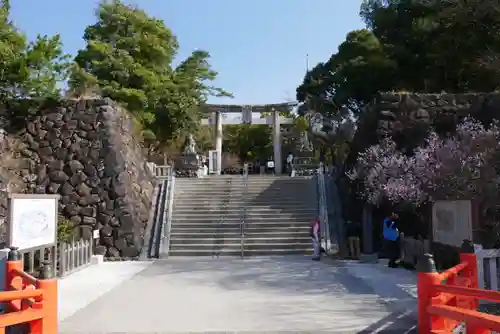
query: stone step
172 206 315 212
173 197 316 203
173 204 315 209
175 182 312 187
173 199 316 205
175 184 316 190
171 232 241 238
170 222 310 230
175 189 313 193
172 208 316 214
174 187 315 192
174 186 315 192
172 207 316 213
171 212 314 219
174 188 316 194
174 206 315 212
170 230 310 238
171 218 314 223
165 248 311 257
170 226 310 234
172 206 317 217
175 180 314 185
174 193 316 199
173 198 316 205
170 207 316 214
175 175 313 179
170 236 311 245
172 212 314 224
168 242 311 252
175 175 314 184
171 213 316 219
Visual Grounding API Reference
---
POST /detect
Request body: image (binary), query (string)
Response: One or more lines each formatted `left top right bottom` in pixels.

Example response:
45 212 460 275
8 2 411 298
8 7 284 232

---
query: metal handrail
149 179 168 258
317 163 331 254
240 164 249 258
162 174 175 257
213 178 232 257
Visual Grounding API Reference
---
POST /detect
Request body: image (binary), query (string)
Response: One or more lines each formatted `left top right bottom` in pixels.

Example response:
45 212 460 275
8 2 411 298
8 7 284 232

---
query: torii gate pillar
214 111 223 175
272 110 282 175
205 105 291 176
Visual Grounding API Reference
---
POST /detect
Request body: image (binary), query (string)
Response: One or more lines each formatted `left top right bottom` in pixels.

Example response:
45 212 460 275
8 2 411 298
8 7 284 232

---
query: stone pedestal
176 154 202 177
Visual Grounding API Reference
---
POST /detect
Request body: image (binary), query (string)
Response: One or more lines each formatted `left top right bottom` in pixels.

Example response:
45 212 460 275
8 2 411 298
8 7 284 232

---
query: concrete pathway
58 261 153 322
59 256 417 333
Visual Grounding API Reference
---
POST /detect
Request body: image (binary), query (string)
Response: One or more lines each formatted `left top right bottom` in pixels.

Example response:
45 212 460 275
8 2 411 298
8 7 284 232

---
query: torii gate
201 103 296 175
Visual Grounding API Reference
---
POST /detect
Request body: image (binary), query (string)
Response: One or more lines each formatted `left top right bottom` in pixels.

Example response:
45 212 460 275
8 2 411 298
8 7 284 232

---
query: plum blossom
348 117 500 206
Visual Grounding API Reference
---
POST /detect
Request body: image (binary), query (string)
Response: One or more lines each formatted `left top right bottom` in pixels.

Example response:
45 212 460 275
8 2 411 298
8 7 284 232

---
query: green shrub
57 216 74 243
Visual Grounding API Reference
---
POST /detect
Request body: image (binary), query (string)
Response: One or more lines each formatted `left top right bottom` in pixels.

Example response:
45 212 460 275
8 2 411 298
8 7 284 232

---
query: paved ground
58 261 153 322
59 256 417 333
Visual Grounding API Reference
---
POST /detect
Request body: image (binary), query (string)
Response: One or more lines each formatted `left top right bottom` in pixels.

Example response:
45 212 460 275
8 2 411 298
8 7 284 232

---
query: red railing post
5 247 22 313
460 240 480 310
30 262 58 334
467 325 490 334
417 253 442 333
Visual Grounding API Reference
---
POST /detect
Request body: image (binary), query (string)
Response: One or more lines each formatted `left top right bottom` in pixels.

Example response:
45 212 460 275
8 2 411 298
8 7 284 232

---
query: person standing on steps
311 216 321 261
286 152 294 176
266 157 275 174
383 213 400 268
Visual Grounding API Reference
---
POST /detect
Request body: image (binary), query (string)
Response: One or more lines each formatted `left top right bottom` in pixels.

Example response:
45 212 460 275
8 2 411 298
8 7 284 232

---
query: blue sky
10 0 364 105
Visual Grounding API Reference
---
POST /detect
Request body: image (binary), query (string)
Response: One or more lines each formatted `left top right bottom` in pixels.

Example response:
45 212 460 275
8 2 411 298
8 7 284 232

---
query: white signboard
432 200 473 247
208 150 217 174
8 194 59 251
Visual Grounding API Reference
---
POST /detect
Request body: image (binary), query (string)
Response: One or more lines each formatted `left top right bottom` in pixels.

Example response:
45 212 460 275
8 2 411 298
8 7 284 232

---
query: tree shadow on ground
138 256 417 332
142 256 374 297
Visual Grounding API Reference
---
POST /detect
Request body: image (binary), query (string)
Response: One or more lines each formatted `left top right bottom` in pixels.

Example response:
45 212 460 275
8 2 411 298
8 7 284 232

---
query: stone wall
0 133 29 247
348 92 500 167
18 98 155 259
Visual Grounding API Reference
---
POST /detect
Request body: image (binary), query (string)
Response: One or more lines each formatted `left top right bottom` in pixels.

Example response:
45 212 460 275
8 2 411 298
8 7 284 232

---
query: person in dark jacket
383 213 400 268
346 221 361 259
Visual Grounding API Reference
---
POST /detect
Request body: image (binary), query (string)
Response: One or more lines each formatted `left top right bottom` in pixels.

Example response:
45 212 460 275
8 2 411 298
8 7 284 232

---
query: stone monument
293 130 315 174
299 131 313 152
177 134 202 177
184 134 197 155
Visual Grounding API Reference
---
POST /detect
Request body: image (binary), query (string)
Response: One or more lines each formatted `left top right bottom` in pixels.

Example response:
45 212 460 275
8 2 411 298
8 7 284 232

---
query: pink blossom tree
348 118 500 207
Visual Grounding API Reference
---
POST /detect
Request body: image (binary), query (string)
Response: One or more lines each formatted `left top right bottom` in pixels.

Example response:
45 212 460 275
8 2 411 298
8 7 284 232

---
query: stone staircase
168 175 317 256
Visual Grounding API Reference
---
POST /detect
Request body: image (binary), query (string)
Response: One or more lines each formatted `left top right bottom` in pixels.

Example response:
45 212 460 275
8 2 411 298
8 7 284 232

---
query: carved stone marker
432 200 473 247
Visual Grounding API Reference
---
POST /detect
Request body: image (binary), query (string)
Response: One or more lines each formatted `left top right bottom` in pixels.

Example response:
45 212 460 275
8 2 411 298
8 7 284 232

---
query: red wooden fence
418 240 500 333
0 247 58 333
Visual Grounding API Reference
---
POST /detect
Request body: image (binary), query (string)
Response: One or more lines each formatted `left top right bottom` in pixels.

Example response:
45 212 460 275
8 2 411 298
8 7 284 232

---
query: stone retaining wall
18 98 155 259
348 92 500 167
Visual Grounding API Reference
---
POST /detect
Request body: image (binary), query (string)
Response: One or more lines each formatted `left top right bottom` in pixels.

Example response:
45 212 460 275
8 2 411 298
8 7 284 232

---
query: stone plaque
432 200 472 247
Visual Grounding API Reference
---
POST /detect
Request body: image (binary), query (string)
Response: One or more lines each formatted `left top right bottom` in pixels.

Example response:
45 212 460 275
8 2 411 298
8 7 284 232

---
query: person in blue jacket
383 213 400 268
